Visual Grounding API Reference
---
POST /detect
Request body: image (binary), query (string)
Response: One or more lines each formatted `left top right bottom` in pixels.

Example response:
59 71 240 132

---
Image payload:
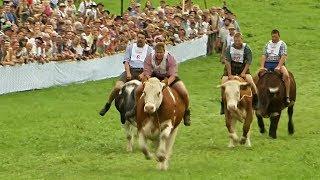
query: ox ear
161 78 168 89
160 82 167 89
217 82 227 88
239 82 251 90
141 76 149 83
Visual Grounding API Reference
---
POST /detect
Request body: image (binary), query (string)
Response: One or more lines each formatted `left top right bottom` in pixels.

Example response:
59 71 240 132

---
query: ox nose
144 104 155 113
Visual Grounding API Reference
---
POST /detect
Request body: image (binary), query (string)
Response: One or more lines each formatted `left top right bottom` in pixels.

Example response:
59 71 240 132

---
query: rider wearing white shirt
260 29 290 104
99 31 153 116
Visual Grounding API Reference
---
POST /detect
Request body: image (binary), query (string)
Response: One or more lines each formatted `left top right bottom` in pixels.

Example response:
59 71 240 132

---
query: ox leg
226 114 238 148
256 114 265 134
138 131 152 160
240 113 253 147
269 113 281 139
124 121 134 152
157 121 173 171
163 127 179 170
288 106 294 135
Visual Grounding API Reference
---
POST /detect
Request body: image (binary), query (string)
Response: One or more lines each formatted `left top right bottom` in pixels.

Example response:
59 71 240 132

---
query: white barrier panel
0 36 207 95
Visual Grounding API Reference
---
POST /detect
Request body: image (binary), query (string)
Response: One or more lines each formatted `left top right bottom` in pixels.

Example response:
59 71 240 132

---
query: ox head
255 71 285 116
143 77 166 114
115 80 142 124
218 80 250 111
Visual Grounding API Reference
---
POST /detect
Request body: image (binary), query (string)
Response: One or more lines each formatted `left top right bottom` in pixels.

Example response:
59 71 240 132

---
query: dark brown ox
219 77 254 147
136 77 186 170
254 70 296 139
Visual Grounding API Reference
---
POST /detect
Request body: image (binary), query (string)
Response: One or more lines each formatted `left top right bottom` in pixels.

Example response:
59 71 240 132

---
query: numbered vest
131 43 149 63
230 43 246 63
266 40 283 62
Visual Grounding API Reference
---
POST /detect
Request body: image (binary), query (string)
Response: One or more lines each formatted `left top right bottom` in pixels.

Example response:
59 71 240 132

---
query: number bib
230 43 246 63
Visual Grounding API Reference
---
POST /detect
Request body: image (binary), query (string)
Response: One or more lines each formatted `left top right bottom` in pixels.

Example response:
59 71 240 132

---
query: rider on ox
99 31 153 116
260 29 290 105
220 32 258 115
137 42 191 126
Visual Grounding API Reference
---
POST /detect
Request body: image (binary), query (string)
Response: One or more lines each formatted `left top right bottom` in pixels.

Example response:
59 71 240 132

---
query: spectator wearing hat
2 24 14 38
84 3 98 24
65 0 77 15
1 40 15 66
96 2 104 18
16 38 28 63
10 39 23 64
3 5 17 25
42 0 53 17
50 0 59 9
221 24 236 63
78 0 96 16
58 3 67 18
17 0 32 22
216 17 232 53
174 27 187 43
33 36 47 63
157 0 166 11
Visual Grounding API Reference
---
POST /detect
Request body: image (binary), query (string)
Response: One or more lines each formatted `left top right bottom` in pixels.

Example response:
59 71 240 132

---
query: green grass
1 0 320 179
99 0 217 14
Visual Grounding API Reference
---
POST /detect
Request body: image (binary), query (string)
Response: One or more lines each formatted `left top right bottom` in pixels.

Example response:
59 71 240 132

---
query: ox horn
269 87 279 93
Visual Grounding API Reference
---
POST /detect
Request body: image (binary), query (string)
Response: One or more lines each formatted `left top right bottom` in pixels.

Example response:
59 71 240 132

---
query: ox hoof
240 137 246 145
142 149 152 160
269 133 277 139
228 142 235 148
158 161 168 171
126 145 133 152
144 154 152 160
156 152 166 162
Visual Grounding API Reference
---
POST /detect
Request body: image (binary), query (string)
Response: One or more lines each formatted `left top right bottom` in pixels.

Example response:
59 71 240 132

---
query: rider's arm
124 61 131 77
277 54 287 67
260 55 266 69
143 54 153 78
241 45 252 75
225 46 232 77
225 60 232 77
221 39 227 59
123 44 132 77
277 43 288 67
167 54 177 85
260 44 268 69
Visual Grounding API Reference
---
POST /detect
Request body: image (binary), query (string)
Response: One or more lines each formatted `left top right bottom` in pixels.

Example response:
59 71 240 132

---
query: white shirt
230 43 246 63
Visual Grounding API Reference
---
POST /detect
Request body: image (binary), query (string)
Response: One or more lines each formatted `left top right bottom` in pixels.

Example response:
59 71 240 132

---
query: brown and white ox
136 77 186 170
254 70 296 139
219 77 254 147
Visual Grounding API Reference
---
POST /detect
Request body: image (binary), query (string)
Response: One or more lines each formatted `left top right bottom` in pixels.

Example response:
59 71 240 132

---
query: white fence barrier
0 36 208 95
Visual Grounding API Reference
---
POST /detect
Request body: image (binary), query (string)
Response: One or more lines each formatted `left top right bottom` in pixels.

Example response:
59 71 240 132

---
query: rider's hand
228 75 234 80
259 67 267 71
275 66 281 70
126 73 132 80
161 79 168 86
240 73 246 78
138 73 144 80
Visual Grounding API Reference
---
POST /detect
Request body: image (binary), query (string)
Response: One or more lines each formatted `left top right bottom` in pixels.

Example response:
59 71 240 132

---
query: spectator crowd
0 0 241 66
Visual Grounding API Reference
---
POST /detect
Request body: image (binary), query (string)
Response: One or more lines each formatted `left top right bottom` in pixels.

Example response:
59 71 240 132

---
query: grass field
1 0 320 179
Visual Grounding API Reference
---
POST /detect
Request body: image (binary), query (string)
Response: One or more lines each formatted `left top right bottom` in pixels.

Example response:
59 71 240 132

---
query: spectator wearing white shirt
57 3 67 18
78 0 96 16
